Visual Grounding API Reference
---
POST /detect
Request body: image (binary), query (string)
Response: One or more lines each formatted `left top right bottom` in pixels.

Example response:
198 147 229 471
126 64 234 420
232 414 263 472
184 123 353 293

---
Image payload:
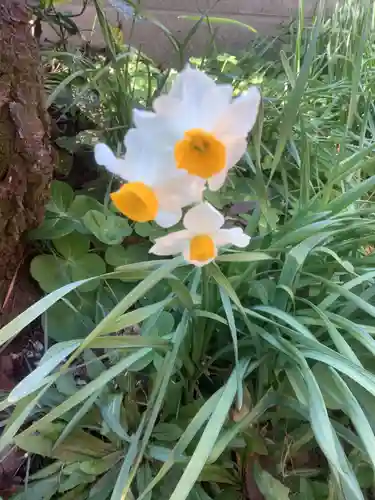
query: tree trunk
0 1 54 287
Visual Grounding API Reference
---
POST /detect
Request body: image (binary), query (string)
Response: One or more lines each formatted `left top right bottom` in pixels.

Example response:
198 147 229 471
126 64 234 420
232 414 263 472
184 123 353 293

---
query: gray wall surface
43 0 337 62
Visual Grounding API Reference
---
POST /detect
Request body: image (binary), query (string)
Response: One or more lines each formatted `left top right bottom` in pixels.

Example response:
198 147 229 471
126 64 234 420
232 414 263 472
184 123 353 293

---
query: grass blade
168 361 248 500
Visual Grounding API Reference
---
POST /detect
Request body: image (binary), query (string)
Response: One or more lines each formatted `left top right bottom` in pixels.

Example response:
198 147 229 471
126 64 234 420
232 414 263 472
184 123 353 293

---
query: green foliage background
2 0 375 498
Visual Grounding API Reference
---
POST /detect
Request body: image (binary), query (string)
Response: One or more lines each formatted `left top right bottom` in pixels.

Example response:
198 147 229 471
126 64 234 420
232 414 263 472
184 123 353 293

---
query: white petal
183 177 206 205
124 128 151 162
173 66 217 101
94 143 116 166
182 245 217 267
207 137 246 190
132 108 156 129
124 128 175 184
167 67 186 99
215 228 251 248
226 137 247 167
94 143 127 179
152 67 235 138
183 202 224 233
174 85 234 134
168 65 205 100
156 176 205 211
125 127 168 156
164 67 233 133
150 230 190 256
122 130 149 183
153 95 181 117
207 168 228 192
199 84 233 129
185 83 233 130
133 109 181 157
214 86 261 139
155 208 183 228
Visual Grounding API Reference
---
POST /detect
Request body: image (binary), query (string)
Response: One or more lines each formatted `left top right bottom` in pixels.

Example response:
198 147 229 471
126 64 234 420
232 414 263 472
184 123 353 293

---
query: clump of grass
4 1 375 499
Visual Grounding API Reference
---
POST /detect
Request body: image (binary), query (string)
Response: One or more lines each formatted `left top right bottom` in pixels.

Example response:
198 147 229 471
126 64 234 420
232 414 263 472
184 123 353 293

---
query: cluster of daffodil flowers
95 66 261 267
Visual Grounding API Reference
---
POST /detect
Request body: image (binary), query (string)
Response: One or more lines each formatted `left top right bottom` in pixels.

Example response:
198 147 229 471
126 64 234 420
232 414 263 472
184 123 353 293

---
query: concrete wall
43 0 337 63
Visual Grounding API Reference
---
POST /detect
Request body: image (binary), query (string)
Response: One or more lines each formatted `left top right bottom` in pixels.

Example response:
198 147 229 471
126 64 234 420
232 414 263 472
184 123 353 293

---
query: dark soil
0 263 44 498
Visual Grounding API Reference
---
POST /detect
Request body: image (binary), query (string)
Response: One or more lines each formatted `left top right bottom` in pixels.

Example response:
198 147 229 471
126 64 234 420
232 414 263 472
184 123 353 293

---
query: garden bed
2 0 375 499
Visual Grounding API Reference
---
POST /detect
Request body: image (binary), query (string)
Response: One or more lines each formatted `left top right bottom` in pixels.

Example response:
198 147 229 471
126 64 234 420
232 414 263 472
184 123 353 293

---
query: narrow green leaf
0 279 98 348
327 176 375 214
111 313 190 500
219 288 242 409
8 341 79 403
99 298 171 335
268 1 324 179
168 361 248 500
52 391 101 450
66 256 183 364
327 370 375 469
216 252 272 263
209 391 278 463
137 390 224 500
178 15 257 32
254 462 290 500
17 348 152 437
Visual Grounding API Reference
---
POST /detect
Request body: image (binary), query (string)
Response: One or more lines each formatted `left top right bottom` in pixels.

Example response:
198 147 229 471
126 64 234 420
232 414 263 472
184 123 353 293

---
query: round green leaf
96 282 133 320
83 210 132 245
95 288 120 321
254 463 290 500
29 216 76 240
127 351 154 372
140 281 170 306
104 245 128 267
71 254 106 292
153 423 183 442
154 311 175 336
148 224 168 241
105 244 150 267
30 255 70 293
53 232 91 260
134 222 153 237
68 195 104 218
83 210 108 240
104 280 134 304
43 300 95 341
204 190 226 209
46 180 74 214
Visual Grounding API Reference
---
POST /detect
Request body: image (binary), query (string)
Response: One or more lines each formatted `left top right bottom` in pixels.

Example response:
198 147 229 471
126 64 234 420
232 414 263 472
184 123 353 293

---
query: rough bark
0 0 54 286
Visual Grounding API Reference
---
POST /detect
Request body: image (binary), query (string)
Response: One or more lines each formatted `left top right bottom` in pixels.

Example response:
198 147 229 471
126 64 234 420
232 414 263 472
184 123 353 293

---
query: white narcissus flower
150 202 250 266
94 129 205 228
133 65 261 191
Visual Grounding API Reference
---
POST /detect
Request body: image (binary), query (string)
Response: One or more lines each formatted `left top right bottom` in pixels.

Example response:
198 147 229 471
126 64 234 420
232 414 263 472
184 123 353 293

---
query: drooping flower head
150 202 250 266
134 65 261 191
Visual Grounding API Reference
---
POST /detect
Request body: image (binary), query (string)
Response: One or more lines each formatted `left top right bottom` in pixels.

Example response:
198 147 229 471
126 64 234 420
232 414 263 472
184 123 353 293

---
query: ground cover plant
2 0 375 498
